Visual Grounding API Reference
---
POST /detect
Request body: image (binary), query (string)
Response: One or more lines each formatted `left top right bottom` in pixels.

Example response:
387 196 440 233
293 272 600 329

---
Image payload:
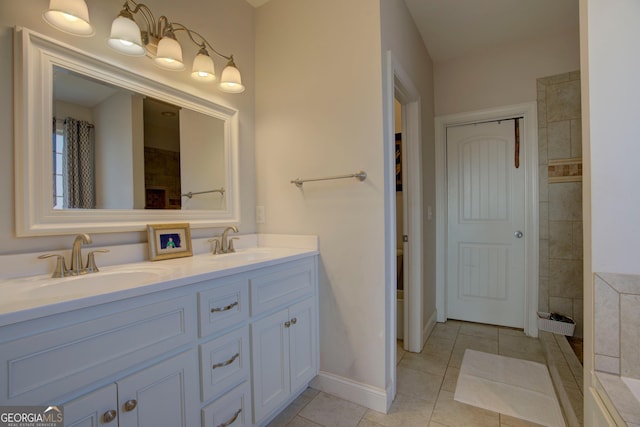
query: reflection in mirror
52 66 226 211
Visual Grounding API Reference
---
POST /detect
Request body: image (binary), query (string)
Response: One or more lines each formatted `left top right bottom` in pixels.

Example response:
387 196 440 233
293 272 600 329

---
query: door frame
382 50 424 410
435 103 539 336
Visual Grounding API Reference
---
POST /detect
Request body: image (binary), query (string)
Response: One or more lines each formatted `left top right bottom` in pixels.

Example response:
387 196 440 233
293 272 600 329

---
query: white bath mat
454 349 565 427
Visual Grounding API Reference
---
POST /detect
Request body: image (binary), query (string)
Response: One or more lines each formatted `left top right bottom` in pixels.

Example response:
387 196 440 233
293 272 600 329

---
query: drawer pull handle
212 352 240 370
211 301 239 313
102 409 117 423
216 408 242 427
291 317 297 325
123 399 137 412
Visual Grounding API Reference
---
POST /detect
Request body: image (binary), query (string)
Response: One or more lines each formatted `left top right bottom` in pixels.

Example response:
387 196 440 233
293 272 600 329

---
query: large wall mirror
15 27 240 236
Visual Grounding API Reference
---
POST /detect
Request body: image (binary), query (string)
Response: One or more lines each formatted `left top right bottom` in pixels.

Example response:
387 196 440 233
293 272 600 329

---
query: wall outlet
256 205 265 224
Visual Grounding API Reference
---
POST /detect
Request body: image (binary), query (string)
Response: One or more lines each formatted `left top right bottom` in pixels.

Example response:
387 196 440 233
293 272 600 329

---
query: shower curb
540 331 584 427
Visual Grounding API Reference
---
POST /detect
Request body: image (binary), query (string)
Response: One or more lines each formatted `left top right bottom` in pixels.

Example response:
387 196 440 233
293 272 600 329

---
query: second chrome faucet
209 226 239 255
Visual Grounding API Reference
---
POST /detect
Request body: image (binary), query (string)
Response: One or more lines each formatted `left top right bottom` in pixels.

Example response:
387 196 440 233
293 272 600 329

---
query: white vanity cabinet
249 258 318 425
0 252 318 427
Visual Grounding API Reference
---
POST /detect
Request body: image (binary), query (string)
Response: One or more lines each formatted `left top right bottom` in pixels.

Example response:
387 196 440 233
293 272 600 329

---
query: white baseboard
310 371 389 413
423 310 437 348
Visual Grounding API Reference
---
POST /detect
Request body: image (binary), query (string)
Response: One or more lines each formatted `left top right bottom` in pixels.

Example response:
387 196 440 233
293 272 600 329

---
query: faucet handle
38 253 69 278
85 249 110 273
208 238 221 255
228 237 239 253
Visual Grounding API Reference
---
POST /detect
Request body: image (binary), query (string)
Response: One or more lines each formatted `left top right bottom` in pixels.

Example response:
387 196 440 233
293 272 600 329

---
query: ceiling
246 1 578 63
403 0 579 62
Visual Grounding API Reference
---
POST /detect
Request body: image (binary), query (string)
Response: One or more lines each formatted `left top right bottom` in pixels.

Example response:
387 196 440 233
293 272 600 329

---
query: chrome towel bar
291 170 367 188
181 188 225 198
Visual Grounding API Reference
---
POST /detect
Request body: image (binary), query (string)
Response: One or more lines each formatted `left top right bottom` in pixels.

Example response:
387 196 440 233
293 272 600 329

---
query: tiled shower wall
537 71 584 338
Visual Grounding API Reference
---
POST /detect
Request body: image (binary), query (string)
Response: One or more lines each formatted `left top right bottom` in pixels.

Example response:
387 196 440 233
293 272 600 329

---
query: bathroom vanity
0 241 318 427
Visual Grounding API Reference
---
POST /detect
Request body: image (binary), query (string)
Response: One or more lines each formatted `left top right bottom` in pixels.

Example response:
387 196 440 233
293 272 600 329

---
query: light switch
256 205 265 224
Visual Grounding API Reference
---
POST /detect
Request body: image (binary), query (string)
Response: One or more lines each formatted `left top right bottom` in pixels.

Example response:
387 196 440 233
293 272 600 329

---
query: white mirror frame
14 27 240 236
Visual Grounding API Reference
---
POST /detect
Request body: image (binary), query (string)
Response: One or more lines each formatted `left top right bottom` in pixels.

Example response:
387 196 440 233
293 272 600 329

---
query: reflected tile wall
537 71 583 337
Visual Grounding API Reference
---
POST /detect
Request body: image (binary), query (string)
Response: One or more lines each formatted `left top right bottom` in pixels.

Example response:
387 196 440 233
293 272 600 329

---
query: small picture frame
147 223 193 261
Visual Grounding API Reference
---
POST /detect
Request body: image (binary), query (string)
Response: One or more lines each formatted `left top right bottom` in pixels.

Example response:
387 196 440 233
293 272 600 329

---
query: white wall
132 95 145 210
0 0 255 253
180 109 226 210
584 0 640 275
581 0 640 423
434 29 580 116
54 101 93 123
255 0 387 396
94 92 135 209
380 0 436 346
254 0 435 408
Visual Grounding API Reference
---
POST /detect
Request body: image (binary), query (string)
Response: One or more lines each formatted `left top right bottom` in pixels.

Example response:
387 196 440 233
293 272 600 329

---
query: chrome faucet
70 233 92 275
38 233 108 278
220 226 239 254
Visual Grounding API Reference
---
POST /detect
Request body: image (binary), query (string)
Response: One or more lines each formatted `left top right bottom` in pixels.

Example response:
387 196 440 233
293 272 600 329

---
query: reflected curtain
63 117 96 209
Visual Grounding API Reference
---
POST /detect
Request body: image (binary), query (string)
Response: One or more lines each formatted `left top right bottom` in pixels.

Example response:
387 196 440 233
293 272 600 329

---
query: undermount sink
2 264 172 301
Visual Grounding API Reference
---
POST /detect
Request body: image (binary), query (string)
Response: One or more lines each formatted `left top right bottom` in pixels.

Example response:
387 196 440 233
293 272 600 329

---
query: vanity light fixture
43 0 94 36
44 0 245 93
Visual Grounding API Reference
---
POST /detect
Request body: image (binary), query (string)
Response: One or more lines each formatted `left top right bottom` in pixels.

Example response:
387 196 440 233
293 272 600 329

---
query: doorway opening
394 99 407 349
383 51 425 409
434 103 539 336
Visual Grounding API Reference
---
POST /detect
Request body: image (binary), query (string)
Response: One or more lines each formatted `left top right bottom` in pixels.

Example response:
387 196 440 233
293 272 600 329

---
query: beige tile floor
267 320 552 427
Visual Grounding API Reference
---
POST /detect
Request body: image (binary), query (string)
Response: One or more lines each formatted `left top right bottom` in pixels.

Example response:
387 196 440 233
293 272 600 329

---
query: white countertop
0 234 318 327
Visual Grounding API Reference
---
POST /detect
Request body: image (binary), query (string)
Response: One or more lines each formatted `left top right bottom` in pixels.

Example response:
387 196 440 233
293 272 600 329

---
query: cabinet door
288 298 317 393
117 350 197 427
64 384 118 427
250 309 290 423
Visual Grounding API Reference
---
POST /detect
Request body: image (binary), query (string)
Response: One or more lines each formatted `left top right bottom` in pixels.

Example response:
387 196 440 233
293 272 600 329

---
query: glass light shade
107 16 145 56
191 51 216 82
43 0 94 36
154 36 185 70
219 62 245 93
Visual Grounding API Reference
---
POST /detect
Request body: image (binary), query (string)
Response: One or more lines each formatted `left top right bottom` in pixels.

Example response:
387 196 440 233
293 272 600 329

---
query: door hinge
403 235 408 242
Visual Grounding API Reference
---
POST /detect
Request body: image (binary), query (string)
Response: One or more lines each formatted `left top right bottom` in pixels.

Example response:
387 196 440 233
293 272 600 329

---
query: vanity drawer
199 326 249 403
198 278 249 337
250 258 315 316
202 382 252 427
0 295 195 405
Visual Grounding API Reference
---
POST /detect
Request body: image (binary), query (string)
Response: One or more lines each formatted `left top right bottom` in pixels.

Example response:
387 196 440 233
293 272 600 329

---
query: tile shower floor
267 320 552 427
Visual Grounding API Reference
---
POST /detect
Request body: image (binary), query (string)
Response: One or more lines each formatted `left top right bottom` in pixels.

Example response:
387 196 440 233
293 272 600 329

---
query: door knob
514 231 524 238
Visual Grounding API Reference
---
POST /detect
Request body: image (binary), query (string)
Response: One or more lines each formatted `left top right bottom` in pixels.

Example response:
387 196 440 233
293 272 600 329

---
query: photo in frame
147 223 193 261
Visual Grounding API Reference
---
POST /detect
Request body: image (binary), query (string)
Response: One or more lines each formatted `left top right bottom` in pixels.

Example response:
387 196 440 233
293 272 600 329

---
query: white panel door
447 120 525 328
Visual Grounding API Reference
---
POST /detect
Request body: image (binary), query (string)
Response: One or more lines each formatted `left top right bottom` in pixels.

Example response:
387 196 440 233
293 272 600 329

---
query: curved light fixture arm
171 23 231 61
123 0 157 38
